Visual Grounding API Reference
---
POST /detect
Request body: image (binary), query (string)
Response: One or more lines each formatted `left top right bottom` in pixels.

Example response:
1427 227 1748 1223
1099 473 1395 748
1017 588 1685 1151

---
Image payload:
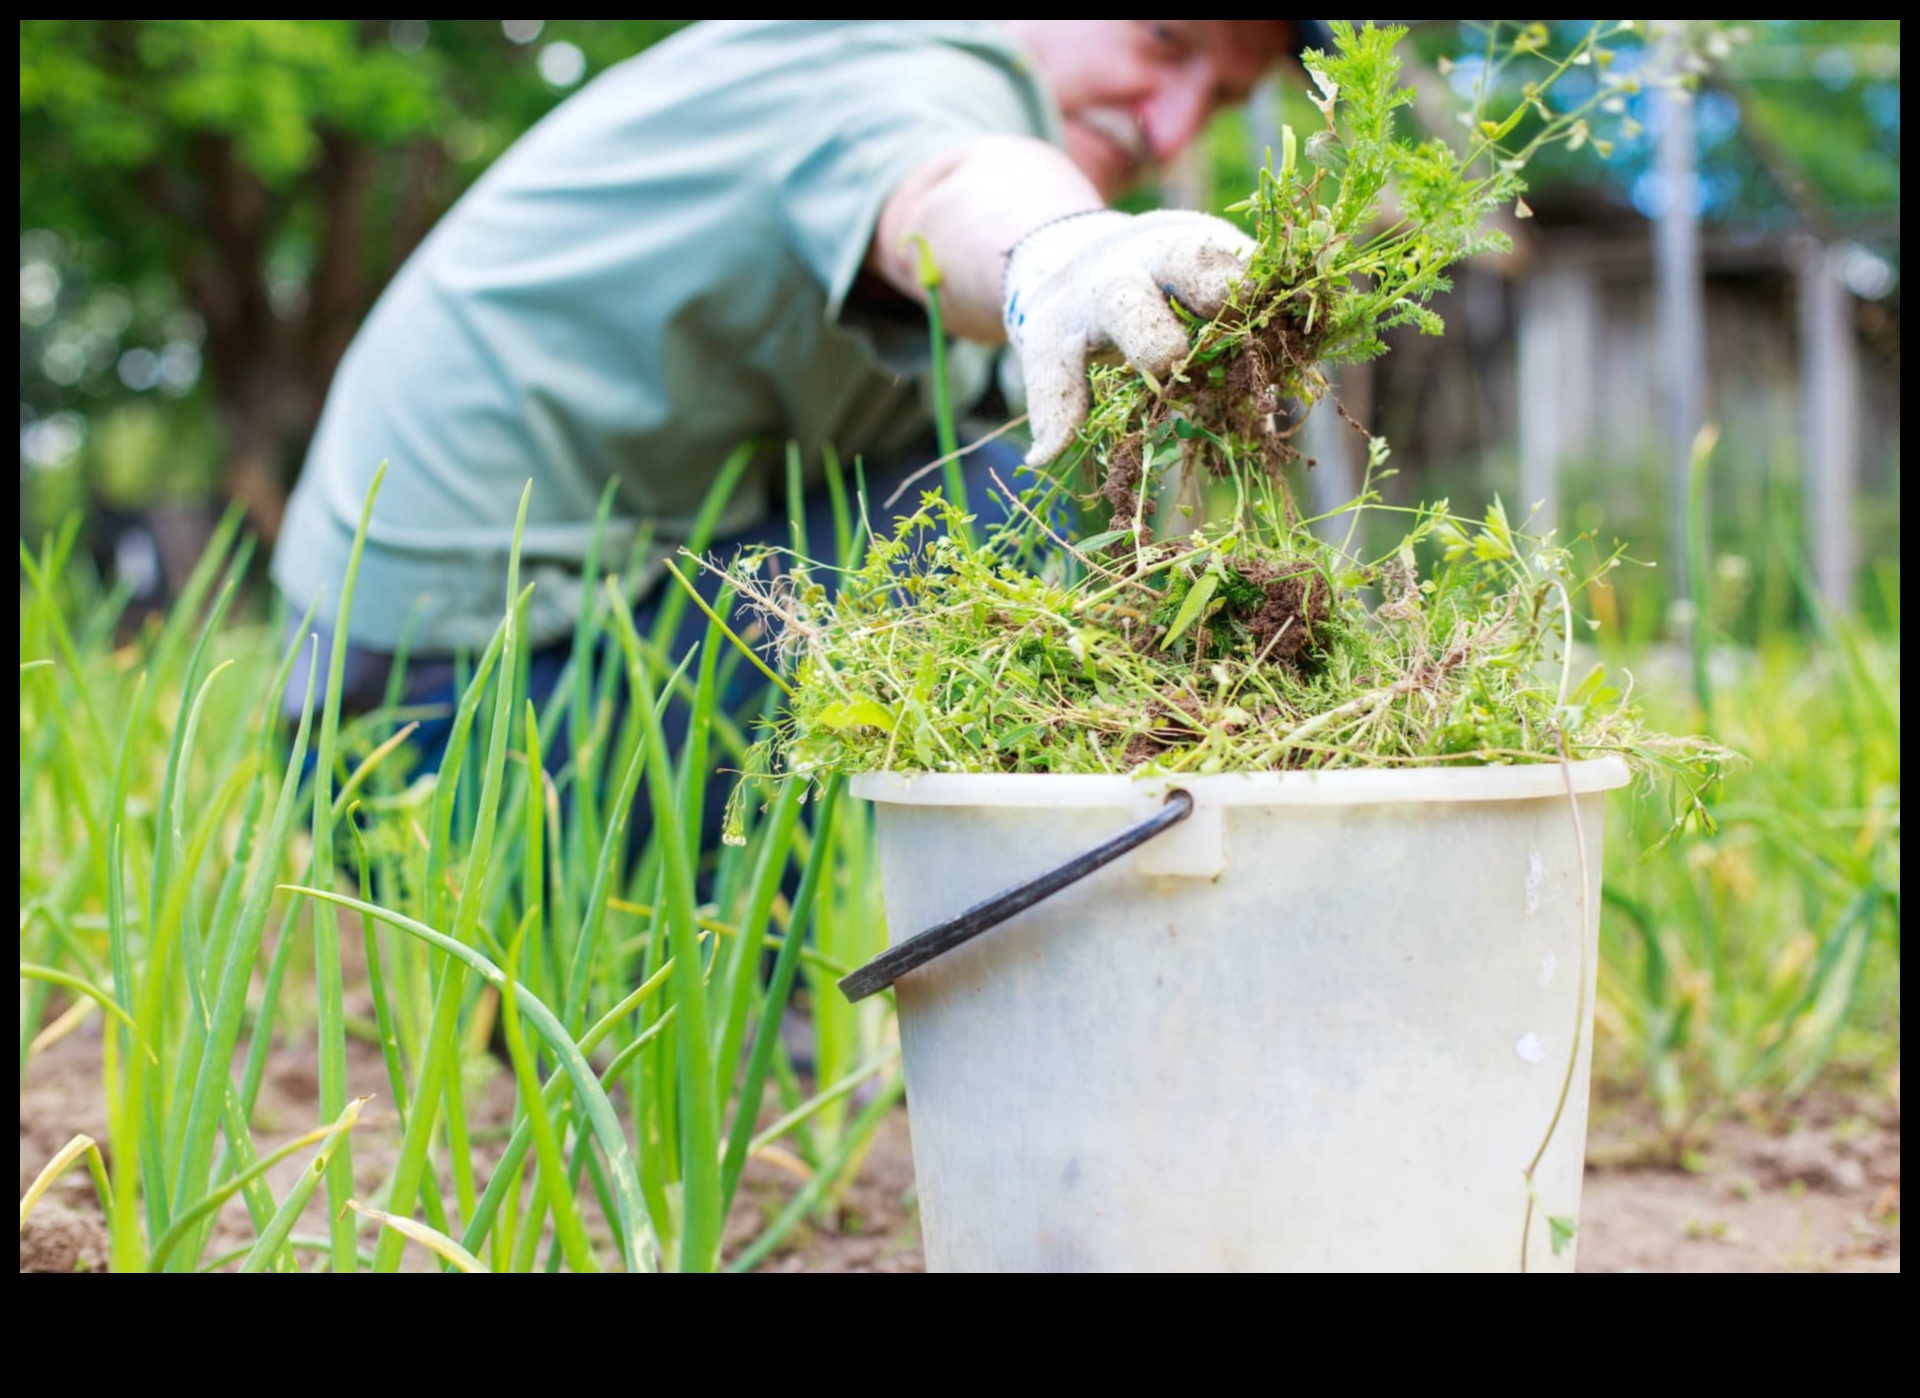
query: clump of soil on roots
1237 559 1329 665
1185 304 1328 477
1096 302 1328 542
1099 437 1153 557
1119 558 1329 770
1122 692 1208 768
1144 558 1330 668
1100 437 1146 516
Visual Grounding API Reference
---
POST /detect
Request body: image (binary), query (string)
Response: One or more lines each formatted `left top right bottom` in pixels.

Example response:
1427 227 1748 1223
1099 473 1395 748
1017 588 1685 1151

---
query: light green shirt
274 20 1059 653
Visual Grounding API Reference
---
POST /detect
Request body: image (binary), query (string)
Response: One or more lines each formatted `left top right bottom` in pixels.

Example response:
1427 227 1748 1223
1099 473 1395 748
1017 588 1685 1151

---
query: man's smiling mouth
1074 107 1148 179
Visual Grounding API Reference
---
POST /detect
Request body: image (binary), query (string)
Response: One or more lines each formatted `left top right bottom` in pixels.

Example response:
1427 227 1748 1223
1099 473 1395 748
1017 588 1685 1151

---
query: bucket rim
850 755 1632 809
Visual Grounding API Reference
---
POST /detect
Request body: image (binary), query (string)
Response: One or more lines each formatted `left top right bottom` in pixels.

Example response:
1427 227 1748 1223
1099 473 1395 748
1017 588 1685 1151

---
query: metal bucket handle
837 789 1194 1003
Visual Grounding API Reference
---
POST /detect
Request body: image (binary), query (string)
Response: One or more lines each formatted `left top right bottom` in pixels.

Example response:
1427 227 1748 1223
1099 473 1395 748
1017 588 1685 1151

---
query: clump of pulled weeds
708 21 1736 842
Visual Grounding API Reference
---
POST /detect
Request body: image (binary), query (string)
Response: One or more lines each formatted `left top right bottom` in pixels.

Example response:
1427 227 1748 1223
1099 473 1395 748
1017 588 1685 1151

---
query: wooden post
1518 263 1598 536
1555 264 1596 463
1654 78 1706 597
1517 272 1563 531
1797 242 1860 613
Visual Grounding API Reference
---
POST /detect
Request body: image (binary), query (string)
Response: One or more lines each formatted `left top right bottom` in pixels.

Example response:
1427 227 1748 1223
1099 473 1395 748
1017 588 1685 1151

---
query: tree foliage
20 20 686 536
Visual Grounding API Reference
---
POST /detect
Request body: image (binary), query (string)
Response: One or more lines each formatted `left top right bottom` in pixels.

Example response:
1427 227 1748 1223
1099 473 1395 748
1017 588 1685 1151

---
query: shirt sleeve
770 28 1058 320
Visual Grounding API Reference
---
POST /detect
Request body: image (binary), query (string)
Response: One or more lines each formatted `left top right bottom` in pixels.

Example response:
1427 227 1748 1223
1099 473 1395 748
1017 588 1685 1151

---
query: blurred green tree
20 19 686 541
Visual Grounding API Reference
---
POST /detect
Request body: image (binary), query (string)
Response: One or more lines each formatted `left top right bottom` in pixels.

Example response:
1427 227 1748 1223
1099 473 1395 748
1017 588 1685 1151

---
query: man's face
1006 20 1290 200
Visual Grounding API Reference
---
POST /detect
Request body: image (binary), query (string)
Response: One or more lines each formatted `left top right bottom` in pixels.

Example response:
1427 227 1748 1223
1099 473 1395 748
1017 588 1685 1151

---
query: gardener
274 19 1312 763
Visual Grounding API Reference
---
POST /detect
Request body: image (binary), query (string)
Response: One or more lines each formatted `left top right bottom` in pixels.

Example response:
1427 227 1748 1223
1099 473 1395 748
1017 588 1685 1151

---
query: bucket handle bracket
837 788 1194 1003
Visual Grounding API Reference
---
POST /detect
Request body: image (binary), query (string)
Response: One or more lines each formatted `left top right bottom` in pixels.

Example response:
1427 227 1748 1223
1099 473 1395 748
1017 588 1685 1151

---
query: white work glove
1002 209 1255 467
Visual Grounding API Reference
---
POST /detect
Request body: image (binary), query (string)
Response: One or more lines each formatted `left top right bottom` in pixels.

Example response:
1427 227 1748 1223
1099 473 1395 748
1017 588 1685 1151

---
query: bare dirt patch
730 1110 924 1274
741 1098 1896 1275
19 1200 108 1274
1577 1097 1901 1274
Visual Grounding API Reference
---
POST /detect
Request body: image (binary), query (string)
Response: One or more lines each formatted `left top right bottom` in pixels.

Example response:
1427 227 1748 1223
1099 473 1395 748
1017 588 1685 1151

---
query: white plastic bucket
853 758 1631 1273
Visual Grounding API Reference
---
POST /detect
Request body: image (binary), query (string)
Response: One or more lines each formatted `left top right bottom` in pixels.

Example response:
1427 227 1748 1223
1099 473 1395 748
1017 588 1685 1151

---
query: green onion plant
19 455 897 1271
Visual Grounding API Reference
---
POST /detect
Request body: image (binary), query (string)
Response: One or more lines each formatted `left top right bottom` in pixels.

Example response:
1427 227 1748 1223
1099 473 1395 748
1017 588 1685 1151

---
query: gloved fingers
1095 271 1194 388
1139 216 1255 319
1004 211 1255 468
1019 310 1094 468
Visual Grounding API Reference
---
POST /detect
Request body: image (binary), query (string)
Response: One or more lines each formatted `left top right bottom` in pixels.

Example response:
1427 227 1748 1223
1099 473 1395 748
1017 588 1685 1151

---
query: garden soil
22 1018 1899 1274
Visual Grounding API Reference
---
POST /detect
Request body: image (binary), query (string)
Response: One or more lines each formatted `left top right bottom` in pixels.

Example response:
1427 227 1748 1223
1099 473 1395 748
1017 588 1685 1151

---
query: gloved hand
1002 209 1254 467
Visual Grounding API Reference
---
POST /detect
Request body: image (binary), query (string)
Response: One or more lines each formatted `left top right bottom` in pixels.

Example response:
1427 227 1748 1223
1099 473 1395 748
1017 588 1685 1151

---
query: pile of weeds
745 489 1727 816
721 22 1735 832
